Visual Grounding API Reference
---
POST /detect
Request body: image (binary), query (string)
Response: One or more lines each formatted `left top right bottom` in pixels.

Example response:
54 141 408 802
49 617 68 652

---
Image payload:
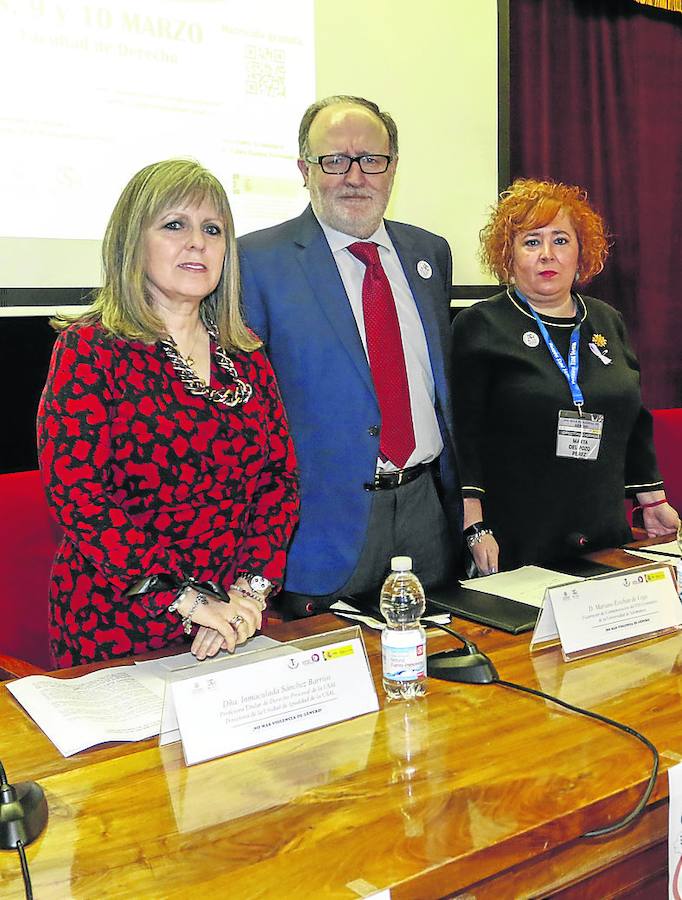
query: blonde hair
480 178 610 285
53 159 259 352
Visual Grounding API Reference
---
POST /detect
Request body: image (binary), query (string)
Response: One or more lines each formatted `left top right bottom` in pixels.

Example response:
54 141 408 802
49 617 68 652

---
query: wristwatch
246 574 272 595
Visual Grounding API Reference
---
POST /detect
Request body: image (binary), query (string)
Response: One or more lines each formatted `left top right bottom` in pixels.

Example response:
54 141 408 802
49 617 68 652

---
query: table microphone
0 760 47 850
426 623 498 684
566 531 590 553
1 760 47 899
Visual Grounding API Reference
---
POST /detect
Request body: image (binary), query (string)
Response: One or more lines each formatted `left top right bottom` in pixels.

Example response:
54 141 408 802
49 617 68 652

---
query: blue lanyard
515 289 584 409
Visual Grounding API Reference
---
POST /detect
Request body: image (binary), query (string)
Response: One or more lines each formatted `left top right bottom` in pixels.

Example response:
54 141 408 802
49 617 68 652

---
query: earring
574 271 580 283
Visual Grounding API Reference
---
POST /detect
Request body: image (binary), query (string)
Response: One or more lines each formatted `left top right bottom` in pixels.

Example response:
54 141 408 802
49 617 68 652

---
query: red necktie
348 242 416 468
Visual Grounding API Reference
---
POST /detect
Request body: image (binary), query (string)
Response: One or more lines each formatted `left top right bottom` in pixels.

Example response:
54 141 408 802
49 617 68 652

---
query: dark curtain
509 0 682 408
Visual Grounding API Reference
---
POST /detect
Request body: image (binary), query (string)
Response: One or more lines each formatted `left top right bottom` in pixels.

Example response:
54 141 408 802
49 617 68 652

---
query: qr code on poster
245 46 286 97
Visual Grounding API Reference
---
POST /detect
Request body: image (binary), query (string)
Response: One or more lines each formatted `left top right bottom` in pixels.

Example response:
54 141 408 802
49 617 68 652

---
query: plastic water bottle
380 556 427 699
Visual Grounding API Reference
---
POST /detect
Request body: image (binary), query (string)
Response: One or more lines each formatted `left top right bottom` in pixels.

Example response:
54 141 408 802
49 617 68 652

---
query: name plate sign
167 627 379 765
530 563 682 661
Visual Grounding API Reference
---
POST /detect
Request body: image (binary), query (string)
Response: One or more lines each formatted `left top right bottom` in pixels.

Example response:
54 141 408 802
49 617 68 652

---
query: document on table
7 666 163 757
330 599 450 630
134 635 281 677
7 635 282 757
624 539 681 564
459 566 584 608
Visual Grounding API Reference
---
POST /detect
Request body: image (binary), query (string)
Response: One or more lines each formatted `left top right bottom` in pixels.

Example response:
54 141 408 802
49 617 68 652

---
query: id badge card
556 410 604 460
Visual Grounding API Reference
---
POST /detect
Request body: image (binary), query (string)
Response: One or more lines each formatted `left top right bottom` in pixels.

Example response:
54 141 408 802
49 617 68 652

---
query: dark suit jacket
238 205 462 595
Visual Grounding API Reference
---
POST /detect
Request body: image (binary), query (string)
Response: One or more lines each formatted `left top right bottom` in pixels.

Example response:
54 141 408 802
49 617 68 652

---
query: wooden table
1 543 680 898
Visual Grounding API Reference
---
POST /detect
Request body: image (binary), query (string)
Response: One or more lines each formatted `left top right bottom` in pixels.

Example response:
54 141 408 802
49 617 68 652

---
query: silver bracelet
168 589 209 635
466 528 494 550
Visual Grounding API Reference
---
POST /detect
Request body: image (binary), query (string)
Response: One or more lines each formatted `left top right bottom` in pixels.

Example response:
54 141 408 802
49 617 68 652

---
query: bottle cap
390 556 412 572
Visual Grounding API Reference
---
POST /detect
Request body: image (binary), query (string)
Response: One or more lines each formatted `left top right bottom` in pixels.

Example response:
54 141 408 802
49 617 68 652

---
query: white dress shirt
317 216 443 472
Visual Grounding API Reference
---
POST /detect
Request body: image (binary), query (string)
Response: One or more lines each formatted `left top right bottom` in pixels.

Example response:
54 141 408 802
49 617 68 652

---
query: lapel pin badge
589 333 611 365
417 260 432 279
523 331 540 348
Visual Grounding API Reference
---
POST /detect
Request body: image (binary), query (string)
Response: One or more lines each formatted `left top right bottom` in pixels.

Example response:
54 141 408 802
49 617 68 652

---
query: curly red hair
480 179 610 285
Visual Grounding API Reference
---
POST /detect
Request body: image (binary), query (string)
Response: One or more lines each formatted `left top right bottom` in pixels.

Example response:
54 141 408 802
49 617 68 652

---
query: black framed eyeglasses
305 154 393 175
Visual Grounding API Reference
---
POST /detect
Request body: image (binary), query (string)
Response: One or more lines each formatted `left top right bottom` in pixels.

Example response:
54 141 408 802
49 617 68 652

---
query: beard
308 181 393 239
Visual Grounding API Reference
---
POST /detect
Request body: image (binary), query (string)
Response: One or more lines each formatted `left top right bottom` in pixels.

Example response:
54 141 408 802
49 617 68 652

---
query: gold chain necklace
160 326 253 407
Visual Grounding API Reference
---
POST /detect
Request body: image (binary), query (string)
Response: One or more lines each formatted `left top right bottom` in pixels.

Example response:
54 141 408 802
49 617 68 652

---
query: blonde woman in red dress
38 159 299 668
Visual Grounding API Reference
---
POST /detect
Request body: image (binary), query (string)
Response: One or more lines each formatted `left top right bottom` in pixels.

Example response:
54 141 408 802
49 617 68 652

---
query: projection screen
0 0 504 312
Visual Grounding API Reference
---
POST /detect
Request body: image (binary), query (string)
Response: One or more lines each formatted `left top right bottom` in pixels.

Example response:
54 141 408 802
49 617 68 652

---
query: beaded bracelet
464 521 494 549
230 584 267 609
168 589 209 635
466 528 494 550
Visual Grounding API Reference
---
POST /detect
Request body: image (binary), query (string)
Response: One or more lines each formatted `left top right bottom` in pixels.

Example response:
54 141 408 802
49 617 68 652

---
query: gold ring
230 615 245 628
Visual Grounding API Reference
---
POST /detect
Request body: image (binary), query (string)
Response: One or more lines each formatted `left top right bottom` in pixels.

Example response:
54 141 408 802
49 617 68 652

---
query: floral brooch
588 333 611 366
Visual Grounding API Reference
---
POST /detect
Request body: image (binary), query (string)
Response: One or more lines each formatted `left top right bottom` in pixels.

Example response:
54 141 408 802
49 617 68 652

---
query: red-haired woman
452 179 679 574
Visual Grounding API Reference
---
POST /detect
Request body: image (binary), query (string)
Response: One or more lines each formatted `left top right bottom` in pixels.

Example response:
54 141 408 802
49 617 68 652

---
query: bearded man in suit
238 94 462 617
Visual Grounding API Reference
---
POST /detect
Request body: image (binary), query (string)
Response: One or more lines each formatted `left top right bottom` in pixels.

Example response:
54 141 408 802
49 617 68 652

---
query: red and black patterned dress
37 322 299 668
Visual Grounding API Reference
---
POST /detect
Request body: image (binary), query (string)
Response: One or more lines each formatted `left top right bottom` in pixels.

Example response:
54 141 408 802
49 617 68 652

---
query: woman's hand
470 533 500 576
636 490 681 538
642 502 680 538
191 626 228 659
463 497 500 575
172 587 265 660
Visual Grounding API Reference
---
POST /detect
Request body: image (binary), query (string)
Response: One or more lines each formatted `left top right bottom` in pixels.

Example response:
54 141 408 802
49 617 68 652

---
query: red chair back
0 470 61 669
652 408 682 514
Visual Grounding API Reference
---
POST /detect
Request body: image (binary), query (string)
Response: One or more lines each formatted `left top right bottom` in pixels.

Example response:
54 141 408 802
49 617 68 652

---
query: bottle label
382 631 426 683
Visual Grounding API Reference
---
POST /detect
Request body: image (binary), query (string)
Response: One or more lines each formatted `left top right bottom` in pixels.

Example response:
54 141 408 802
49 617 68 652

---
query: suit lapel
388 223 450 413
294 207 375 394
